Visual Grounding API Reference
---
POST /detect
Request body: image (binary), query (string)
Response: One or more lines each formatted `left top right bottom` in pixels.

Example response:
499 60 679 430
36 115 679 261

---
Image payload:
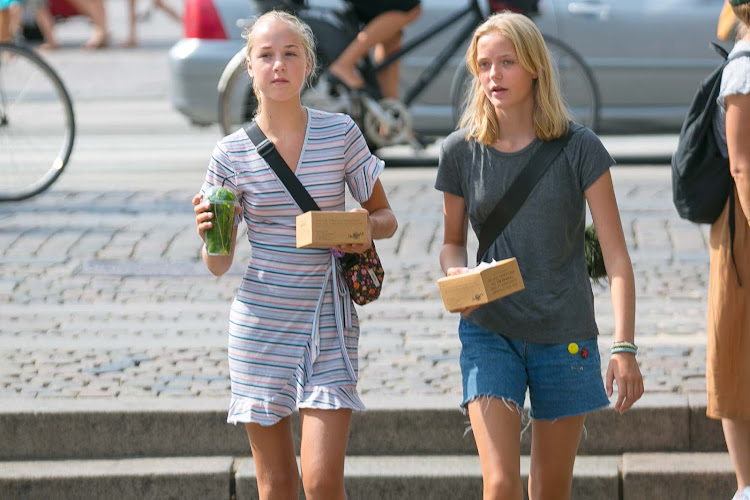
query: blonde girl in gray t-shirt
435 12 643 500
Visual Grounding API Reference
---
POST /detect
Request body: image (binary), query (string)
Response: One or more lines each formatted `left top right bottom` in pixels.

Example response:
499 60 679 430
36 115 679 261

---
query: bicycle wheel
0 43 75 201
449 35 600 132
544 35 600 132
218 47 257 137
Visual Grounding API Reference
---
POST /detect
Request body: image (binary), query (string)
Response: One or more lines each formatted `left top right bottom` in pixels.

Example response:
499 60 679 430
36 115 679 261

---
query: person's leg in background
327 4 421 95
724 418 750 499
123 0 136 47
0 0 22 43
373 28 405 99
153 0 180 24
31 0 60 49
65 0 108 49
123 0 180 48
0 7 10 42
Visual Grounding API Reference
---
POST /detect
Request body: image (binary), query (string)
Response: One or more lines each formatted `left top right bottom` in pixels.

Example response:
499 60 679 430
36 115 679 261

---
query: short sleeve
434 131 465 198
201 142 239 197
568 126 614 192
718 54 750 109
343 117 384 203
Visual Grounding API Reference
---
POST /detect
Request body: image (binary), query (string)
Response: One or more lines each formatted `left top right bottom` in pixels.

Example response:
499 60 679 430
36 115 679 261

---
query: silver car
169 0 728 135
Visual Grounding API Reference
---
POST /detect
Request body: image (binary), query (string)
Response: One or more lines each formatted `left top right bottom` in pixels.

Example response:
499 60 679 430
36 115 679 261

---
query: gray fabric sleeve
568 126 615 192
434 131 466 198
719 51 750 109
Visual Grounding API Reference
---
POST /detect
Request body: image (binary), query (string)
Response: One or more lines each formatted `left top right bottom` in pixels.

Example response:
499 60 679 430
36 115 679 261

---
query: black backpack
671 43 750 224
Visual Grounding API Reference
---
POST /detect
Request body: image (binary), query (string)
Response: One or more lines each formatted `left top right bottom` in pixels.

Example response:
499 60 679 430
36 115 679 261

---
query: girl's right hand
192 193 212 242
446 267 480 316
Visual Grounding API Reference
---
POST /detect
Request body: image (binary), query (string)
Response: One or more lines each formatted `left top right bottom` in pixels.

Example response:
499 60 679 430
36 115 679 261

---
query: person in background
122 0 180 48
30 0 62 49
326 0 421 99
435 12 643 499
31 0 108 49
709 2 750 499
0 0 22 42
192 10 397 499
63 0 108 48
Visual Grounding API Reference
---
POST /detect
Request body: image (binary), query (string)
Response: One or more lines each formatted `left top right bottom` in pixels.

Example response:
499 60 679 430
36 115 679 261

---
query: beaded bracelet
611 340 638 356
611 347 638 355
612 340 638 351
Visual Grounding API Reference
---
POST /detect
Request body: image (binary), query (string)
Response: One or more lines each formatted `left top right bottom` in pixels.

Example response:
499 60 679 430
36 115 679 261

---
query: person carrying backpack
707 2 750 499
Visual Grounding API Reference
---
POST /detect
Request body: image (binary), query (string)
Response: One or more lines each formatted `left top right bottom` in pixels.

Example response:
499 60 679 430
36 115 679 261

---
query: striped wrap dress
201 109 384 426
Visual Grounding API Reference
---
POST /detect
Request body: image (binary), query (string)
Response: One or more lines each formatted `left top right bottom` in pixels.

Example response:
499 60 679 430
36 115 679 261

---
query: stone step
0 456 234 500
0 393 725 461
0 453 736 500
236 455 620 500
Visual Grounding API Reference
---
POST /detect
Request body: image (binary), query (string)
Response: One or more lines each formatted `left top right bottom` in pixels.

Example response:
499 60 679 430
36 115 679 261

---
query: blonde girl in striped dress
192 10 397 500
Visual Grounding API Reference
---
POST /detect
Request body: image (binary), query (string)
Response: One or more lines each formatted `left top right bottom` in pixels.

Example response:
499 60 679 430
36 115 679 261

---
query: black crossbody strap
477 129 573 263
244 121 320 213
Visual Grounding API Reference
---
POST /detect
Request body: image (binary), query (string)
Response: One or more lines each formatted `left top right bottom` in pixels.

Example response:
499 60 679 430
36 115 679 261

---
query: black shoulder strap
244 121 320 213
726 49 750 63
476 129 573 263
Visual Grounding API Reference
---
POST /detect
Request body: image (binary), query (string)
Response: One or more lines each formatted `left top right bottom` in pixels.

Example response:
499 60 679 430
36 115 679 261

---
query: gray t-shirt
713 40 750 159
435 123 614 343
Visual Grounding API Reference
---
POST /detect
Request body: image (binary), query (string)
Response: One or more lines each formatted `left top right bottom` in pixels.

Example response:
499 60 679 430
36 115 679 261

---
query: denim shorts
459 318 610 420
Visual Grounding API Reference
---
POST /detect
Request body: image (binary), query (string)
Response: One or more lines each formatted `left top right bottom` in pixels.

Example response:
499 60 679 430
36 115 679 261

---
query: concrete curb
0 453 736 500
622 452 737 499
0 394 725 460
0 456 234 500
234 455 620 500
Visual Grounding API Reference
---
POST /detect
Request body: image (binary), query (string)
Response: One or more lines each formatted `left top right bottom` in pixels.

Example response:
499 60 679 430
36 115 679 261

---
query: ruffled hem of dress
226 385 366 426
297 384 366 413
227 397 291 427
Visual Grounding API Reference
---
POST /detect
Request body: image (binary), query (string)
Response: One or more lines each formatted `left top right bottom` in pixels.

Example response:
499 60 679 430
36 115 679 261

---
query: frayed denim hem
460 394 531 438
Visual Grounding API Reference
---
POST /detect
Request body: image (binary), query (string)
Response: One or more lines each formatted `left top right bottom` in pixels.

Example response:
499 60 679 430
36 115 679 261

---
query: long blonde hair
459 12 570 144
243 10 318 113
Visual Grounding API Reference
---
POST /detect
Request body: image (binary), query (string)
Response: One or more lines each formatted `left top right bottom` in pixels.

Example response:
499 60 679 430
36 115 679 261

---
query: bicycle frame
371 0 485 106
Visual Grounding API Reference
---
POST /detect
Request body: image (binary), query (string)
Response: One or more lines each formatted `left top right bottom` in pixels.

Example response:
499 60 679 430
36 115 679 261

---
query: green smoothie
205 186 237 256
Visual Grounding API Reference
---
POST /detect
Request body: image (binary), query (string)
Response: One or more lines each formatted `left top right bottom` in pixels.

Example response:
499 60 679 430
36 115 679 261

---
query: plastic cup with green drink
204 185 238 256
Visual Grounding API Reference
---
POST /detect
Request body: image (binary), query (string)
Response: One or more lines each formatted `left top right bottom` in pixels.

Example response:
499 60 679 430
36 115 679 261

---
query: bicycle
217 0 599 149
0 42 75 201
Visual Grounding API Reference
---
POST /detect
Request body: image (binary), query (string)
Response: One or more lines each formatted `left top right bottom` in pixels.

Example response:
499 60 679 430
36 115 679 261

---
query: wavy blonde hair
459 12 570 144
243 10 318 113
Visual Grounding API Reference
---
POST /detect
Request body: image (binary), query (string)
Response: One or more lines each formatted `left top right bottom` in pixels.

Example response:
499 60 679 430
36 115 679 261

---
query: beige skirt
706 188 750 420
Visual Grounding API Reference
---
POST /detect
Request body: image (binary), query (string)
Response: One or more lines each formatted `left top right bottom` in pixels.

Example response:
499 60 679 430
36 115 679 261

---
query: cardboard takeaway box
437 258 525 312
296 211 369 248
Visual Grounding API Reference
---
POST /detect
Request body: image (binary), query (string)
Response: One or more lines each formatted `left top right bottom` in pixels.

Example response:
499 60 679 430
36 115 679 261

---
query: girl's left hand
605 353 644 414
332 208 372 255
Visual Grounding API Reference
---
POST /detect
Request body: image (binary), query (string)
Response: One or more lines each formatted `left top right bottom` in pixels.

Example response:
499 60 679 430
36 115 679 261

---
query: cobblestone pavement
0 166 711 400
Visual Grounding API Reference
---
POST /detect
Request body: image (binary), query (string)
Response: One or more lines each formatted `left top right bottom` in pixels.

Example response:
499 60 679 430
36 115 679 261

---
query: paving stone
0 168 718 404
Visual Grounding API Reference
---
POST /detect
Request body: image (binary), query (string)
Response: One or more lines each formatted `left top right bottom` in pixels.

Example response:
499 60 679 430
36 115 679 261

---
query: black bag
244 121 384 305
671 43 750 224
